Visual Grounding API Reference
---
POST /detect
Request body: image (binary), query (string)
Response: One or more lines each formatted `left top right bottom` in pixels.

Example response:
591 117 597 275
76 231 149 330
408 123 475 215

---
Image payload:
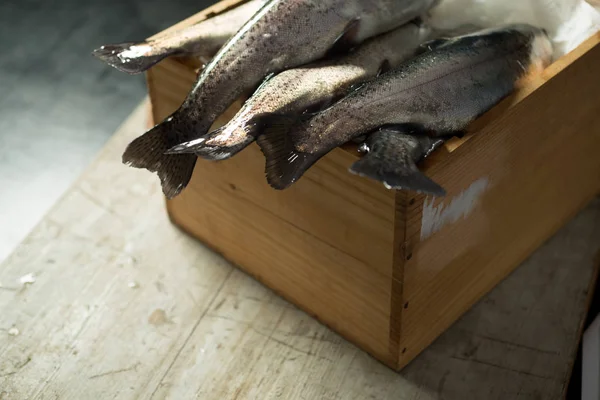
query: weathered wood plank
0 102 234 400
0 101 598 399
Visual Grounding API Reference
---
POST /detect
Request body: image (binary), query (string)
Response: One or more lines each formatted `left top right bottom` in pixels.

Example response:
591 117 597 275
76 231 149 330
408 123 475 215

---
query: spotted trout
122 0 440 198
167 19 431 160
92 0 267 74
257 24 553 190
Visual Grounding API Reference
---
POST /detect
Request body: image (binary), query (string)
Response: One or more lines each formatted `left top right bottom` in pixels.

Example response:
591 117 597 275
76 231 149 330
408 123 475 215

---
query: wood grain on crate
167 143 397 363
149 3 600 370
149 52 399 362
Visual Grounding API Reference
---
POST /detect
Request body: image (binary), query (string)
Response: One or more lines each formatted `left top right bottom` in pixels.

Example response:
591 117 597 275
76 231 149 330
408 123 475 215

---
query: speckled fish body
169 20 431 160
257 24 553 189
350 128 446 195
121 0 441 199
92 0 267 74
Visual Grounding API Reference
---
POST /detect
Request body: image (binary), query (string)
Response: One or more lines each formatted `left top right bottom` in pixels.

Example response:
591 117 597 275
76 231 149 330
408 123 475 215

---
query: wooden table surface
1 100 599 400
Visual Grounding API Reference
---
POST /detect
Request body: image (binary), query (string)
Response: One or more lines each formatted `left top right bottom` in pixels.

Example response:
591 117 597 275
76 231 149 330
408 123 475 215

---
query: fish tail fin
349 153 446 196
92 41 172 74
122 116 196 199
166 119 262 161
256 115 321 190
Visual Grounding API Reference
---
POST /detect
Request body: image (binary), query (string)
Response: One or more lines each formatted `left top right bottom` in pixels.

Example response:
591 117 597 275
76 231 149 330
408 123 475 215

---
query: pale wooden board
0 100 598 400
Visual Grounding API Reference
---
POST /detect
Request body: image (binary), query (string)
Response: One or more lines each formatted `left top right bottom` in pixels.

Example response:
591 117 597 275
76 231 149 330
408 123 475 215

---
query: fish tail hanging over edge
255 114 322 190
92 42 174 74
166 119 262 161
349 150 446 196
122 115 197 199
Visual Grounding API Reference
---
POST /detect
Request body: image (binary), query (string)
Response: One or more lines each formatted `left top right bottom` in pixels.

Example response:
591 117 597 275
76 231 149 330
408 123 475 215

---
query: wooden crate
145 0 600 370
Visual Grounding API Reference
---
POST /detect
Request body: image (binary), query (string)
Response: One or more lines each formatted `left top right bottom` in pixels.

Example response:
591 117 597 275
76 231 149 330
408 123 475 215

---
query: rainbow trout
167 19 430 160
92 0 267 74
257 24 553 190
122 0 440 198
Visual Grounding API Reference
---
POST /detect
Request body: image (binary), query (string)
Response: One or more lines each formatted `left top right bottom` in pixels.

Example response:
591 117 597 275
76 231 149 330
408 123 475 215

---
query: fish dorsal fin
326 18 361 58
377 59 392 76
411 16 425 28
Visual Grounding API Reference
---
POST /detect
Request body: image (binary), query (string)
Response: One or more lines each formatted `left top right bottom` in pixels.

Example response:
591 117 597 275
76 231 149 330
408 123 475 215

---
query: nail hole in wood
406 253 413 261
402 348 407 354
404 302 409 309
229 183 237 191
409 198 415 206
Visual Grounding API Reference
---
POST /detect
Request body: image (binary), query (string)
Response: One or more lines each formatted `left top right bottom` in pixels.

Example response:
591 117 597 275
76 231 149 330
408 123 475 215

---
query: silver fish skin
92 0 267 74
349 128 446 196
168 19 431 161
122 0 440 199
257 23 553 190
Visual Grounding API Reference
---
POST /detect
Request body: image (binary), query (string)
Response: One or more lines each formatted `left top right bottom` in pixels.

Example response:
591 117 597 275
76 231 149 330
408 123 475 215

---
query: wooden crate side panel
148 60 396 276
149 59 397 364
166 145 396 363
397 42 600 368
